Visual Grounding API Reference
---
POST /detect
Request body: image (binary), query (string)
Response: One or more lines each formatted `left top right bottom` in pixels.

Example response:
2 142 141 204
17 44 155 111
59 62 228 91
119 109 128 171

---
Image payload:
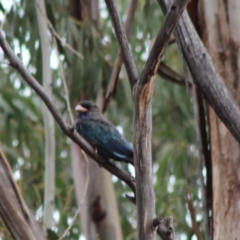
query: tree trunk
199 0 240 239
35 0 56 230
71 144 123 240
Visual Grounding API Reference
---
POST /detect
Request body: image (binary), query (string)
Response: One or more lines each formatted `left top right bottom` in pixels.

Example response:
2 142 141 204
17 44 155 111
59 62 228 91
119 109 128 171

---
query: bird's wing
77 118 133 159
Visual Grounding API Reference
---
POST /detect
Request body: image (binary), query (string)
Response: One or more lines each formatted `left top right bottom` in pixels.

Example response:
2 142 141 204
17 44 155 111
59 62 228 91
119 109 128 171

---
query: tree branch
157 0 240 143
102 0 138 112
137 0 189 89
158 62 192 88
0 31 136 199
132 0 189 239
104 0 138 89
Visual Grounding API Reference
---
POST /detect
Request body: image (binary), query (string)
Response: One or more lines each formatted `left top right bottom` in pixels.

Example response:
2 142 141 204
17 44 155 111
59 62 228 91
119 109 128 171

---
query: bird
75 100 134 165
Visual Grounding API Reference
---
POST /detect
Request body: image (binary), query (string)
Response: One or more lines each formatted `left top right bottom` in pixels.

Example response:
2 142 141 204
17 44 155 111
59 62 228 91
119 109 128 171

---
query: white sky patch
79 235 86 240
53 210 60 223
167 175 176 193
67 217 73 225
185 209 191 227
99 0 108 19
12 139 19 146
18 7 24 18
17 157 24 166
56 78 62 87
50 48 59 69
60 150 67 158
137 31 143 39
111 174 118 183
35 40 40 50
35 205 43 221
192 235 197 240
152 163 159 184
13 169 21 181
178 233 187 240
196 213 202 222
102 36 110 45
21 87 32 97
21 46 30 66
13 78 21 89
0 0 13 13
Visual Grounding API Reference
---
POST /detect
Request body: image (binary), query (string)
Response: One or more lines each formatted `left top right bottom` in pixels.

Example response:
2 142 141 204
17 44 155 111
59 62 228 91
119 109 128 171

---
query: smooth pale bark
199 0 240 239
71 144 123 240
35 0 55 230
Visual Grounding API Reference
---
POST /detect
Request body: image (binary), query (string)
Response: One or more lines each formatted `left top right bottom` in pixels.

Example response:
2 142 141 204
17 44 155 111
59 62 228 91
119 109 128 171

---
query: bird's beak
75 105 88 112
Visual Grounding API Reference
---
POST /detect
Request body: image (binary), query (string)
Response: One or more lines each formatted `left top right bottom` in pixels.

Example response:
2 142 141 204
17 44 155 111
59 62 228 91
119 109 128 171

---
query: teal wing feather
75 118 133 163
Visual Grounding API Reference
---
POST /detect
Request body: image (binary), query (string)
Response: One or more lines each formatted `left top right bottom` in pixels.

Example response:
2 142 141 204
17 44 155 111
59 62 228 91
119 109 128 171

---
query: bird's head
75 100 101 119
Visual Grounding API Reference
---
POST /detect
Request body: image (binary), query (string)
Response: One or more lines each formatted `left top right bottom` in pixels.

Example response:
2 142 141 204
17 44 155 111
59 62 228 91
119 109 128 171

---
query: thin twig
104 0 138 89
34 0 83 59
52 36 74 124
59 151 89 240
0 31 136 197
185 191 203 240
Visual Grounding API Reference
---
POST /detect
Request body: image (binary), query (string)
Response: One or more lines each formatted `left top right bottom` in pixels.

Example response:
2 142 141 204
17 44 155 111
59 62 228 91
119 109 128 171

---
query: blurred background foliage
0 0 202 239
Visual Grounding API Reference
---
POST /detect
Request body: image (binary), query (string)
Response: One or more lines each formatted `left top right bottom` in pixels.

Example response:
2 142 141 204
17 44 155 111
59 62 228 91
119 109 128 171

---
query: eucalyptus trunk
199 0 240 239
35 0 55 230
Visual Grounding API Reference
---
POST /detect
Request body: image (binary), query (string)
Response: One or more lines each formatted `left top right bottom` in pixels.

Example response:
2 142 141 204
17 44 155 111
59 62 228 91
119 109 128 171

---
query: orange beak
75 105 88 112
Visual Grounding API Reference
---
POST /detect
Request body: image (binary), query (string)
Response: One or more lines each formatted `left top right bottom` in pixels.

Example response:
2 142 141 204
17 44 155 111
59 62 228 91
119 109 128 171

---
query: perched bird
75 100 133 165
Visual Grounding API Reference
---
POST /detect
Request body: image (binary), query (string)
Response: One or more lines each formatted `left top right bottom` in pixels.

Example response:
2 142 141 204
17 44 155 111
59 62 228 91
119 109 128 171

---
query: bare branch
0 31 136 197
157 0 240 143
104 0 138 89
158 62 192 88
52 36 74 124
137 0 189 90
103 0 138 112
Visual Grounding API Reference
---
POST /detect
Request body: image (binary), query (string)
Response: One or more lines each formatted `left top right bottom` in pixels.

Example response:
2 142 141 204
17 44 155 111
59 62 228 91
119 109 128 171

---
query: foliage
0 0 202 239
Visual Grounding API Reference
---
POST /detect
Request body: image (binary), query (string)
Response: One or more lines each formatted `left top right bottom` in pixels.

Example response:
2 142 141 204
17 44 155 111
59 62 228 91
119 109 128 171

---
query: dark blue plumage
75 100 133 165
